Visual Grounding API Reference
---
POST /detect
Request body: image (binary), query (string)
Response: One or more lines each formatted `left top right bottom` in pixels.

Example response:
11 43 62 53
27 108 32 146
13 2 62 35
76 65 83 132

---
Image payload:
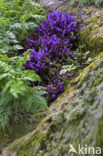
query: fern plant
0 0 46 55
0 0 47 130
0 52 48 129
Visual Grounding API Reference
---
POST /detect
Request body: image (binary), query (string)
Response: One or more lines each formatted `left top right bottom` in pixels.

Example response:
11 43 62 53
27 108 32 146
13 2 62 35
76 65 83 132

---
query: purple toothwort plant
23 11 78 100
46 80 64 100
24 48 45 73
25 11 78 72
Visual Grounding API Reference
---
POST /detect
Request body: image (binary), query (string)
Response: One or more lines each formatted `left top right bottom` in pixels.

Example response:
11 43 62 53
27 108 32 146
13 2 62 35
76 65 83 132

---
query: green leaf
0 73 10 80
13 45 24 50
11 23 22 29
6 31 16 39
23 70 41 82
9 81 28 98
2 80 14 96
60 64 78 74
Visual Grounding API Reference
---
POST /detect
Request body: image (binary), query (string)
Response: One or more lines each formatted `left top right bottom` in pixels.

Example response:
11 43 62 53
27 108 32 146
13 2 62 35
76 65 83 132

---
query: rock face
2 3 103 156
37 0 63 11
79 8 103 55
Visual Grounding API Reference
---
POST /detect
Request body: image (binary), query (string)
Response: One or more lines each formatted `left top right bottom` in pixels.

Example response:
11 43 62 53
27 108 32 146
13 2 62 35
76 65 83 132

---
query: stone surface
37 0 63 11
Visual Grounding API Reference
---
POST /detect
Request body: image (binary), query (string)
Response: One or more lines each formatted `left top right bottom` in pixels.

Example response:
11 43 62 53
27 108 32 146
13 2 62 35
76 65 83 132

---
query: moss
59 5 103 56
6 115 52 155
0 111 47 152
79 10 103 55
60 5 103 56
0 131 9 151
71 52 103 86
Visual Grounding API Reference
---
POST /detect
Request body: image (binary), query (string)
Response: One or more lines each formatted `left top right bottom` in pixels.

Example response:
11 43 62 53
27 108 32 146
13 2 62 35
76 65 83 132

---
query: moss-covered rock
60 5 103 55
79 9 103 55
0 112 47 153
3 52 103 156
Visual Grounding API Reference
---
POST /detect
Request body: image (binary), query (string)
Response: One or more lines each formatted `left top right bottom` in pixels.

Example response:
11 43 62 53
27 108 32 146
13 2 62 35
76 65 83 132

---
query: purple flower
46 79 64 100
24 49 45 73
23 11 79 100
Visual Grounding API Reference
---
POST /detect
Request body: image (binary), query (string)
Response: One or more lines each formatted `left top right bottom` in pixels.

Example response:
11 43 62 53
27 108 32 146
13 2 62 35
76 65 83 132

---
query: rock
3 52 103 155
79 8 103 55
37 0 63 12
0 112 47 153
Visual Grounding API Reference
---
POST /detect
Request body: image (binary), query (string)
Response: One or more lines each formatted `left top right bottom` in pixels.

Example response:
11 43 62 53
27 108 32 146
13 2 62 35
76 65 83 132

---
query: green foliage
0 53 48 129
60 64 78 74
0 0 46 55
0 0 47 129
74 45 90 61
74 45 94 65
60 45 93 75
69 0 103 6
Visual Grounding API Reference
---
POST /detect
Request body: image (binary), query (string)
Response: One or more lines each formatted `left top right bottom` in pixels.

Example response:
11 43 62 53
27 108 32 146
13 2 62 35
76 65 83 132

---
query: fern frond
25 87 48 113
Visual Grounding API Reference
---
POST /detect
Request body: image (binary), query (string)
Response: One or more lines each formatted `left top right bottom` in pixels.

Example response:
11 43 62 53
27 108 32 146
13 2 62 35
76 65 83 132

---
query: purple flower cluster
23 11 78 100
46 79 64 100
24 48 45 73
25 11 78 72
